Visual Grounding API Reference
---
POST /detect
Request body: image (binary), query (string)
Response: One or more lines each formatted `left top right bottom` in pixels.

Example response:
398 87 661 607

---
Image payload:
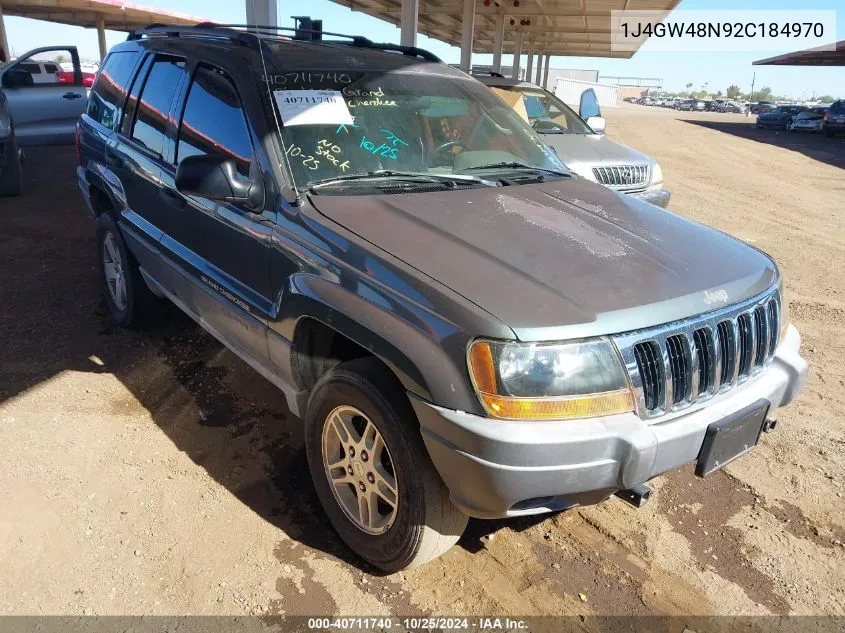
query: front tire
305 357 467 572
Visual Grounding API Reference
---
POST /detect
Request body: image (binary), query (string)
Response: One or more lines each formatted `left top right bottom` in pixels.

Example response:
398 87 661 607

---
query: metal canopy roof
754 40 845 67
1 0 204 31
331 0 681 58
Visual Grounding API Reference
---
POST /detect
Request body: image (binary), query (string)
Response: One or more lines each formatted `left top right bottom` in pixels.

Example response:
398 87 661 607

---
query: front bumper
629 187 671 208
413 325 807 519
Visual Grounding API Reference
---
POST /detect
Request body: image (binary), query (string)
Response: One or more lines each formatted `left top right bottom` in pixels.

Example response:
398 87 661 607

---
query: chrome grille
633 341 663 411
592 164 649 189
616 290 782 419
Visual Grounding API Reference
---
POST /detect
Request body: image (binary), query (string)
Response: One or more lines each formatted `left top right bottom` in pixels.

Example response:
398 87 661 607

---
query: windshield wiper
308 170 497 190
459 162 570 177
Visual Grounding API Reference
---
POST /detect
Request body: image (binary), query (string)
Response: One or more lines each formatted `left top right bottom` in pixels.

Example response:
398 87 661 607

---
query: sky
3 0 843 99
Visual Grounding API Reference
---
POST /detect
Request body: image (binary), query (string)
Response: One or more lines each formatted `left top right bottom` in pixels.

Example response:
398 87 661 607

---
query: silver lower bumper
413 325 807 519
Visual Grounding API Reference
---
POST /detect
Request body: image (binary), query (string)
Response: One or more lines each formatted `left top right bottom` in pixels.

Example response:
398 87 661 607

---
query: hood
535 133 651 181
310 179 777 342
759 111 786 119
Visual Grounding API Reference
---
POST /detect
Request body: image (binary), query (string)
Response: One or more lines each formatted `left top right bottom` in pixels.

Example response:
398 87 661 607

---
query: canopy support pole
543 54 551 88
459 0 475 71
492 13 504 73
96 16 107 61
400 0 418 47
511 30 522 80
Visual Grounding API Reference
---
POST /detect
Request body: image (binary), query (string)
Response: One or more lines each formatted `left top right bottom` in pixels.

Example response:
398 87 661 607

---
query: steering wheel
532 119 566 133
430 141 465 165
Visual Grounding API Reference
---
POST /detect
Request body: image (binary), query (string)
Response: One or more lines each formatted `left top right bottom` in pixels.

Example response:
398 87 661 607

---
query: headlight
649 162 663 187
467 338 634 421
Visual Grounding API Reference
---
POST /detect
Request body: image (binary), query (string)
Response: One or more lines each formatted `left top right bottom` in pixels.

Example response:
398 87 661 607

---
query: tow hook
615 483 651 508
762 418 777 433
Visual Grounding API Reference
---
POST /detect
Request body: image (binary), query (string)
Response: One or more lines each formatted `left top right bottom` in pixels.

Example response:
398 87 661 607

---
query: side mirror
2 69 35 88
586 116 606 134
175 155 263 209
579 88 601 120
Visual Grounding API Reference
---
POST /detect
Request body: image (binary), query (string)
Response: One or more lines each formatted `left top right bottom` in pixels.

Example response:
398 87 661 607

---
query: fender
272 272 487 416
82 158 129 216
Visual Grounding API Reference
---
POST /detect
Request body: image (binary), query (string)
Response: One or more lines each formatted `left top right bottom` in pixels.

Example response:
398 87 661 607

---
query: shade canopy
754 40 845 67
330 0 682 58
1 0 204 31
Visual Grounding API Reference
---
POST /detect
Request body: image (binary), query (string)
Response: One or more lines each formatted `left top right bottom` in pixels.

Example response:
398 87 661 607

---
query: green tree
686 82 693 91
715 90 723 98
751 86 773 102
726 84 741 99
54 53 69 63
819 95 835 103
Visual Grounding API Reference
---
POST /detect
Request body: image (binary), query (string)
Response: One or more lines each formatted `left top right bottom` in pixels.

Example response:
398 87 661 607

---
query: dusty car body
788 107 828 133
478 75 670 208
77 25 807 572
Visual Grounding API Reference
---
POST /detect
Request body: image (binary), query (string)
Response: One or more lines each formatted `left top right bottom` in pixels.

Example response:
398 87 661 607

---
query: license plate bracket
695 399 770 477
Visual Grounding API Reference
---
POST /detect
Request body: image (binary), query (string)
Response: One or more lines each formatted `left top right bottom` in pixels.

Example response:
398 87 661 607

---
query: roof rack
126 23 441 62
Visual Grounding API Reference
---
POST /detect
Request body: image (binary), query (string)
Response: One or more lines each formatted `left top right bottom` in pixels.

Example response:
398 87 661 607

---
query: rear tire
96 213 156 327
0 136 23 197
305 357 467 572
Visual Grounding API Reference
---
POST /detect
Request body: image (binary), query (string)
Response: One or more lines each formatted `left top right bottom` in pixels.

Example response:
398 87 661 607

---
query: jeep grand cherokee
76 25 807 571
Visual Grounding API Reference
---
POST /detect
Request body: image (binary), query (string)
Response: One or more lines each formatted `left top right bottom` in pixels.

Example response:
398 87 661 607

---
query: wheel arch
279 273 485 416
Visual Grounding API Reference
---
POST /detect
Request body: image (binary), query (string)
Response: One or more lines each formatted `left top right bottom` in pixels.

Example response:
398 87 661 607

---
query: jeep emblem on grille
704 289 729 305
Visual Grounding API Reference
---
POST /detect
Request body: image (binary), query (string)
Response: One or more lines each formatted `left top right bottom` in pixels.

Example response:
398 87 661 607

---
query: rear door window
176 64 253 177
87 51 140 130
130 55 185 157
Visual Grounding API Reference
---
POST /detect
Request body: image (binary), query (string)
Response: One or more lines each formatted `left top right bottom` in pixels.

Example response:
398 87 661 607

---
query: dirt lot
1 107 843 617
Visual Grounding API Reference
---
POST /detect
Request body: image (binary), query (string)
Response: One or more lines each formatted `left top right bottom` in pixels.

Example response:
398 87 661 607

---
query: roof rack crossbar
127 23 256 48
126 23 441 62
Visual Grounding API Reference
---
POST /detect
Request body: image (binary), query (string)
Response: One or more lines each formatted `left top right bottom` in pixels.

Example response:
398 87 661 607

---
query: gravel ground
0 106 843 617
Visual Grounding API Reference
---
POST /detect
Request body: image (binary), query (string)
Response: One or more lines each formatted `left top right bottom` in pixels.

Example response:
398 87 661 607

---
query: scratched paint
494 194 628 258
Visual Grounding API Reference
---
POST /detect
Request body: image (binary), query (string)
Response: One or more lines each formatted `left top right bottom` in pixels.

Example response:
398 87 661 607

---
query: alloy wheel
102 231 127 311
321 405 399 534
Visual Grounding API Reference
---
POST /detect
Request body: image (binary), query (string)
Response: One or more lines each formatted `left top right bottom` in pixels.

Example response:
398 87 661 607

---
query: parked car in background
77 25 806 571
652 98 664 106
704 100 721 111
751 101 777 114
12 59 63 84
823 100 845 136
677 99 705 111
719 101 747 114
756 105 808 130
0 46 87 145
59 61 97 87
478 75 670 208
788 107 828 133
0 87 23 196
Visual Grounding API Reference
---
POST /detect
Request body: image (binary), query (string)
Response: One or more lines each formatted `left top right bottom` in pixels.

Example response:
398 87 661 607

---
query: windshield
259 60 566 190
487 86 593 135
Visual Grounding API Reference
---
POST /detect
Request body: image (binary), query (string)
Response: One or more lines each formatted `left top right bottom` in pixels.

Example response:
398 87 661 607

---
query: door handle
159 188 185 207
62 92 83 100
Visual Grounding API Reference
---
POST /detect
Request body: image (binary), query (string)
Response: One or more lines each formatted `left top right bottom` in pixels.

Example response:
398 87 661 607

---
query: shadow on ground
0 147 544 576
679 117 845 170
